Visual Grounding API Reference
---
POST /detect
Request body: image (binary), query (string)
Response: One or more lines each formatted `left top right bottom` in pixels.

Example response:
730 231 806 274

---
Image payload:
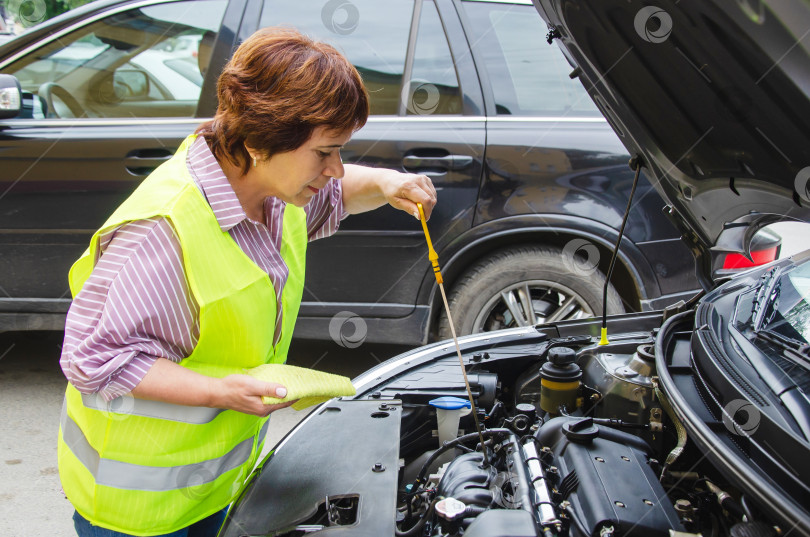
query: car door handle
125 149 173 175
402 155 473 171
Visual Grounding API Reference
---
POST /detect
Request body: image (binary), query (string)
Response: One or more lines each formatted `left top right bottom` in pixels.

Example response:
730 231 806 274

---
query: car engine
384 330 773 537
222 317 784 537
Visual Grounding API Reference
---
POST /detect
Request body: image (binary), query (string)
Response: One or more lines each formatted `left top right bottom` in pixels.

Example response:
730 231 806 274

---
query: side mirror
0 74 22 119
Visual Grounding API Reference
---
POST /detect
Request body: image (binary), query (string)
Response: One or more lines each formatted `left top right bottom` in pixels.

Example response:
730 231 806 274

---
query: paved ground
0 331 70 535
1 222 806 536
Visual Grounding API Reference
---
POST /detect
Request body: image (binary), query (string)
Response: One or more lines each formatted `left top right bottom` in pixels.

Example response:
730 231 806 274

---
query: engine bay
221 314 783 537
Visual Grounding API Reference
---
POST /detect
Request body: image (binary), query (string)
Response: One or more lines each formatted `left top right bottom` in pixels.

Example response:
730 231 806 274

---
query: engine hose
705 480 746 520
395 498 440 537
653 381 686 480
741 495 755 522
408 428 513 494
561 505 590 537
559 408 650 431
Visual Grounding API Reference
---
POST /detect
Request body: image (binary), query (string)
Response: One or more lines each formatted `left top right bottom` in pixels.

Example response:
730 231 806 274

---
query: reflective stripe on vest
80 393 225 424
60 399 269 491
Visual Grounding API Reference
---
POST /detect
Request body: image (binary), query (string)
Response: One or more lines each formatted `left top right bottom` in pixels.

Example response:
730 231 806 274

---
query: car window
1 0 227 119
405 0 462 115
462 1 600 116
260 0 414 115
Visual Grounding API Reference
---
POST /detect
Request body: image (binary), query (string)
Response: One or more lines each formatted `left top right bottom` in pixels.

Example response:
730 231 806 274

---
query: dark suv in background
0 0 779 344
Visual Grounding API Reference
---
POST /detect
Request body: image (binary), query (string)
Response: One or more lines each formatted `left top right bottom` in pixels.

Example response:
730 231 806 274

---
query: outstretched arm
340 164 437 219
132 358 293 417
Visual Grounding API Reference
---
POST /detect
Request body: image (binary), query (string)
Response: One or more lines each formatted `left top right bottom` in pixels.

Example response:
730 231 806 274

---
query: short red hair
198 27 369 173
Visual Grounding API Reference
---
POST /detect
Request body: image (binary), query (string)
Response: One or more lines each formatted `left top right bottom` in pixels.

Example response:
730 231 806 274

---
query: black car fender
418 213 660 334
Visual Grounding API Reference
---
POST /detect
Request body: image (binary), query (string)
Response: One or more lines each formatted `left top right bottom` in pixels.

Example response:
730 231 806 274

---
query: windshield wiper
754 328 810 362
747 327 810 441
751 267 781 331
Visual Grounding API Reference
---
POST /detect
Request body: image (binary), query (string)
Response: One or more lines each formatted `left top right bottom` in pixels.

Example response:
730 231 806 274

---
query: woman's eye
317 151 331 158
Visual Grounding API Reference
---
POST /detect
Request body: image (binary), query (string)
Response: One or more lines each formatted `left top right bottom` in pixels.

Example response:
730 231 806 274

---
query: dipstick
417 203 489 465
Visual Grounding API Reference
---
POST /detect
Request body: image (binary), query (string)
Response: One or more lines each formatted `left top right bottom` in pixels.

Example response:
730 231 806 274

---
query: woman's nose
324 152 344 179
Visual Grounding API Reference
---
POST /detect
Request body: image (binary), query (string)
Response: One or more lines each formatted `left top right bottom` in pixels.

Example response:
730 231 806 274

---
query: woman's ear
244 144 259 168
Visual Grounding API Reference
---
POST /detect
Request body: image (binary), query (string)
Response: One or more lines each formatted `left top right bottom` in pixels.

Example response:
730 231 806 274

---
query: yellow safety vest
57 135 307 535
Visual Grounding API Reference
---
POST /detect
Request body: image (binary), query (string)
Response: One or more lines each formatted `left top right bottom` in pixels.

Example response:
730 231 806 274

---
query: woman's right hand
209 374 294 416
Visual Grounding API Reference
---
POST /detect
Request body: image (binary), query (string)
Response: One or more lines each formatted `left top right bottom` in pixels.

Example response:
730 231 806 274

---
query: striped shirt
60 136 346 401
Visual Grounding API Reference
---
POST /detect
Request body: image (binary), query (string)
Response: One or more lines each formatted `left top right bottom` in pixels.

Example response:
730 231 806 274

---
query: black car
213 1 810 536
0 0 781 345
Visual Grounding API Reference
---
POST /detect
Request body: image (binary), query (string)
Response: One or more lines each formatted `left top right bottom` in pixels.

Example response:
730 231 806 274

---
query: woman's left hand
379 170 437 221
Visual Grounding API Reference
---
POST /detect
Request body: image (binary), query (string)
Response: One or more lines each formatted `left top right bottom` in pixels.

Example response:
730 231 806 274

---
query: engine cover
537 417 683 537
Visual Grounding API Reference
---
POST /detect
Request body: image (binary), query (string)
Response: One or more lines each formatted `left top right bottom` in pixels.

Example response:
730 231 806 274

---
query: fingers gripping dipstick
416 203 489 465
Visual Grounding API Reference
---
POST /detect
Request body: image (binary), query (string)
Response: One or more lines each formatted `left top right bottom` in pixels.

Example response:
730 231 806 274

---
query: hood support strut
600 155 643 345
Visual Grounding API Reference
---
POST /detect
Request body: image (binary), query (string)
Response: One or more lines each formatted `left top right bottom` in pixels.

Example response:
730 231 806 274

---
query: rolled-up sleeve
60 218 198 401
304 177 348 241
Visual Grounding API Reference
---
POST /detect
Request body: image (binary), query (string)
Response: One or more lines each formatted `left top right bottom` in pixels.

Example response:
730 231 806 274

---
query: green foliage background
3 0 92 28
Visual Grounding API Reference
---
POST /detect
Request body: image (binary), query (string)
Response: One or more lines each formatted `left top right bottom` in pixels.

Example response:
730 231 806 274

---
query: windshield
764 264 810 344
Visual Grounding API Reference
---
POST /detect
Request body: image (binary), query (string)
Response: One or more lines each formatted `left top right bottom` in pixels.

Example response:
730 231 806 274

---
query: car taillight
722 246 779 269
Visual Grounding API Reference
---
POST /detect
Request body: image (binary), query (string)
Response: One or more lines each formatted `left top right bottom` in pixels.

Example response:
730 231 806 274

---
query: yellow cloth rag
245 363 356 410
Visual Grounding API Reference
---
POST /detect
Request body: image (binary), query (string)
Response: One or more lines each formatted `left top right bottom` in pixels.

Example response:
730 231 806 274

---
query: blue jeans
73 508 228 537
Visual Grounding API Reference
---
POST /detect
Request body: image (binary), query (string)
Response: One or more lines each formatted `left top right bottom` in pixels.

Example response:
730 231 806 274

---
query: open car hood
532 0 810 257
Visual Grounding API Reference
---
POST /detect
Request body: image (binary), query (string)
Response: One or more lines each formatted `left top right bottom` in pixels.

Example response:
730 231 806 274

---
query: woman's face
252 126 351 207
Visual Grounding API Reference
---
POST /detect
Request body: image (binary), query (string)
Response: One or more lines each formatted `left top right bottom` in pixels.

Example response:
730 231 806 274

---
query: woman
58 27 436 537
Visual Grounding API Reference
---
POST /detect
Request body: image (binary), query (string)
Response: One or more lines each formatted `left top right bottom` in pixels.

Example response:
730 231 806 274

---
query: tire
437 246 625 339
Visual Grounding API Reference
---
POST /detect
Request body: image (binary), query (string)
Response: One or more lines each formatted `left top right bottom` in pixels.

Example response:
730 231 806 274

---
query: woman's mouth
307 186 319 193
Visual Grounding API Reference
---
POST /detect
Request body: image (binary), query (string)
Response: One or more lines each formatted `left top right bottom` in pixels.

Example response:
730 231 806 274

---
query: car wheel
437 246 625 338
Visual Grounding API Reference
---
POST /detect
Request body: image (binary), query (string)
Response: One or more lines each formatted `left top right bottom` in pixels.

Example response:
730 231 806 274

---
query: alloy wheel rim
471 279 594 333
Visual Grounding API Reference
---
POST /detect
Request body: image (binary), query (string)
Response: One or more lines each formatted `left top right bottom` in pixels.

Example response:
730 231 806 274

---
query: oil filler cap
562 417 599 443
